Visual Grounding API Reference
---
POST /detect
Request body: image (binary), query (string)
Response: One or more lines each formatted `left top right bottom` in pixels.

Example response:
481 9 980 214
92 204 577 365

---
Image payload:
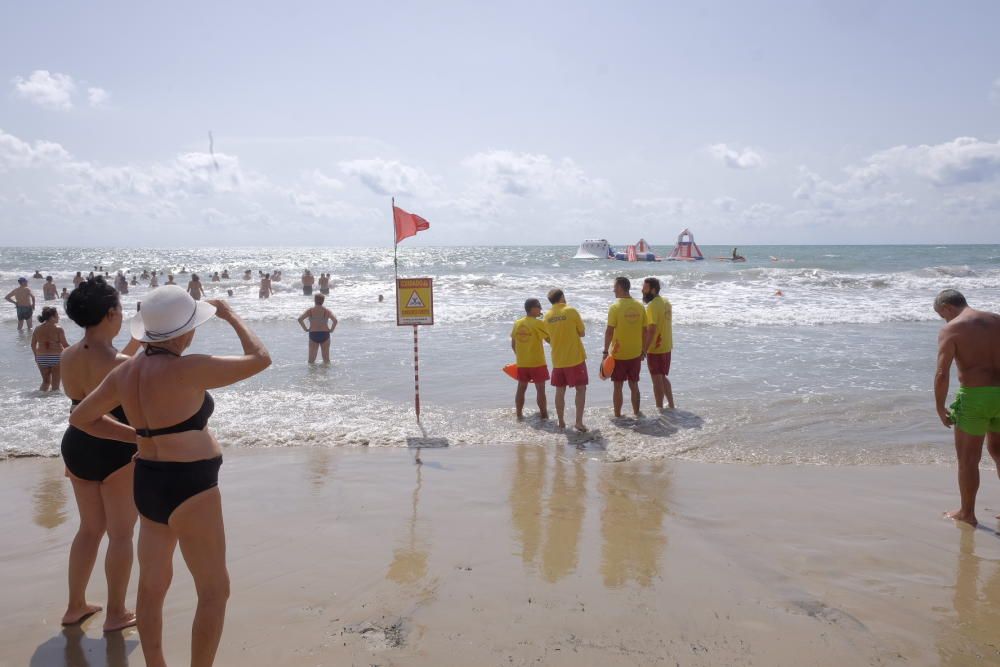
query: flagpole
392 196 398 283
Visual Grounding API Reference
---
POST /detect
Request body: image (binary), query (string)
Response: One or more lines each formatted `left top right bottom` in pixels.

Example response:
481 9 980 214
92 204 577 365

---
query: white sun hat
130 285 216 343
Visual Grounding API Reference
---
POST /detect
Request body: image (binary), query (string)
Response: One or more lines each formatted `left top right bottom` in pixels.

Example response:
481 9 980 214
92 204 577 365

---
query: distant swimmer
511 298 550 421
211 271 221 282
227 289 234 297
150 271 159 288
732 247 746 261
73 271 84 287
130 276 138 286
243 269 252 281
60 287 69 303
179 266 188 274
298 293 338 363
221 269 230 279
6 277 36 331
378 294 384 303
31 307 69 391
43 276 58 301
642 277 675 410
187 274 205 301
301 269 315 296
318 273 330 295
544 288 587 431
33 269 43 279
774 289 784 297
259 273 272 299
604 277 650 418
166 274 176 285
934 289 1000 527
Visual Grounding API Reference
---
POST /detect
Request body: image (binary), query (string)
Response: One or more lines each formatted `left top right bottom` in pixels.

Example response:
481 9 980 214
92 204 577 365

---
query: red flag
393 205 430 244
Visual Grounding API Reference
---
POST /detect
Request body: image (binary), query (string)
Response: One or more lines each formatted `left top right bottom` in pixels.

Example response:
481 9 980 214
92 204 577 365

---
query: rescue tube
503 363 519 380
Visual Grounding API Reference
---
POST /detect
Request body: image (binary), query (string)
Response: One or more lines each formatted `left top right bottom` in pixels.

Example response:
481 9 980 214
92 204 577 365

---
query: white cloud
0 129 72 170
339 158 436 197
632 197 693 215
87 87 109 108
869 137 1000 187
304 169 345 190
713 196 737 212
708 143 763 169
12 70 76 110
462 150 611 201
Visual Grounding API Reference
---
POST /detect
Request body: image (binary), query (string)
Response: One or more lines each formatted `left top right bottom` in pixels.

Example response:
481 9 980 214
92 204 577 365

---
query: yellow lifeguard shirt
543 303 586 369
607 297 647 360
511 316 549 368
645 295 672 354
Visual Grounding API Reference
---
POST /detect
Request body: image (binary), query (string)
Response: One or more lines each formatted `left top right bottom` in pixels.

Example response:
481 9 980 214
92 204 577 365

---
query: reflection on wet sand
305 446 334 493
938 529 1000 665
510 445 545 569
30 624 137 667
33 464 68 529
387 459 428 585
600 463 668 588
541 453 586 583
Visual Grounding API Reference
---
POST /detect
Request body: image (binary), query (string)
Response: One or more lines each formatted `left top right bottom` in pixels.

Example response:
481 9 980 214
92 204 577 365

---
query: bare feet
539 412 549 420
516 413 524 422
62 603 102 626
944 510 978 527
557 421 566 430
575 424 588 433
103 610 137 633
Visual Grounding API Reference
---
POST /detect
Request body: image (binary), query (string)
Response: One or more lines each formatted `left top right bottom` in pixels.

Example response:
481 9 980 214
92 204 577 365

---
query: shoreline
2 446 1000 666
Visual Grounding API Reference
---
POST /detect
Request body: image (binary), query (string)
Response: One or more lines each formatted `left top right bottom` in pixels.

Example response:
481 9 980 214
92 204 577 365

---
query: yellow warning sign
396 277 434 326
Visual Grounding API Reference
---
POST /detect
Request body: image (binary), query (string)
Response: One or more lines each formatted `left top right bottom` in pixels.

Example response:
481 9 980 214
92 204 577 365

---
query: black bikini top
70 398 129 425
133 344 215 438
134 393 214 438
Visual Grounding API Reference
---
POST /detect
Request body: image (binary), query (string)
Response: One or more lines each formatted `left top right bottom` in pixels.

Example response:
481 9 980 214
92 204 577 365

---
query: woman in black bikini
70 285 270 667
60 277 141 632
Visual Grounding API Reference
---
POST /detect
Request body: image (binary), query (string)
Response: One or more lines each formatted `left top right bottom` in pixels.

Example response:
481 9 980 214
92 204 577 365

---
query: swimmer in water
31 307 69 391
297 293 338 363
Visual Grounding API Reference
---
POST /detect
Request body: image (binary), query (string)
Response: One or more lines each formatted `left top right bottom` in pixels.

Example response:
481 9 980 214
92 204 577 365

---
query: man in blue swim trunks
5 277 36 331
297 293 338 364
934 289 1000 526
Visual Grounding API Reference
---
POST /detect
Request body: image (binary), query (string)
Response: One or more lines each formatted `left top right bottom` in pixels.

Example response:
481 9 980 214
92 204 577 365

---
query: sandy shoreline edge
2 445 999 666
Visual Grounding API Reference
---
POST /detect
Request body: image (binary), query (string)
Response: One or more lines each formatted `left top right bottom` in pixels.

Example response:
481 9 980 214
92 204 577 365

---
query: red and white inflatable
666 228 705 261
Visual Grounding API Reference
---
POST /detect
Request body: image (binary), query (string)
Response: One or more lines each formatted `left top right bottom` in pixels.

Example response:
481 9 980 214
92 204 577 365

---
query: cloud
339 158 436 197
713 196 737 212
462 150 611 201
304 169 345 190
869 137 1000 187
0 129 72 170
708 143 763 169
12 70 76 110
632 197 693 216
87 87 109 108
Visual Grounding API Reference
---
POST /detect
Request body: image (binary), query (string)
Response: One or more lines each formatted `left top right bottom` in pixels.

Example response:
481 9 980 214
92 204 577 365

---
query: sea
2 244 998 465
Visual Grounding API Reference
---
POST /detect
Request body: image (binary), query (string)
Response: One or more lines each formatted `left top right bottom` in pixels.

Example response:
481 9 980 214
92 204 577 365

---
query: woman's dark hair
65 276 120 328
38 306 58 323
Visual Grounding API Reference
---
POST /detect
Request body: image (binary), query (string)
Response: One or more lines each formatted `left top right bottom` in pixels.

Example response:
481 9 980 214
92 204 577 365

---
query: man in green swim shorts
934 289 1000 527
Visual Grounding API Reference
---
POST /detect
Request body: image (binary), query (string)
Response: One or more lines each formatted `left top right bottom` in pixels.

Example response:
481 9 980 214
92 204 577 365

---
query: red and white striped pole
413 324 421 421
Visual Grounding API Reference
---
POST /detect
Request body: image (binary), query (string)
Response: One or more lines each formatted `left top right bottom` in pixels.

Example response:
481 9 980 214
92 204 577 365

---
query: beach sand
2 446 1000 666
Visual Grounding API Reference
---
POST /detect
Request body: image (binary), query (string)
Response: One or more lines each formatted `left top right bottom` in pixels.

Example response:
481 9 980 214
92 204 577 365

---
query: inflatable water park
665 228 704 261
572 238 660 262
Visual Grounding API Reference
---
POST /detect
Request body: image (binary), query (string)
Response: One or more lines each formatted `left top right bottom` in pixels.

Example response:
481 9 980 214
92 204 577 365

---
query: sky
1 0 999 247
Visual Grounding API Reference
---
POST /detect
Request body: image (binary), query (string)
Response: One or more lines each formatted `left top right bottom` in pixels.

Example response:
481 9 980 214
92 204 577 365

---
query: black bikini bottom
134 456 222 524
61 426 137 482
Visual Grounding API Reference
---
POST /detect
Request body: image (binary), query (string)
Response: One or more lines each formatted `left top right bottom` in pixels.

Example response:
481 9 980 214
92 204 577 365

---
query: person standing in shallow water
31 307 69 391
934 289 1000 527
511 298 550 420
604 277 651 418
298 293 337 363
543 288 588 431
187 274 206 301
642 277 675 410
6 277 36 331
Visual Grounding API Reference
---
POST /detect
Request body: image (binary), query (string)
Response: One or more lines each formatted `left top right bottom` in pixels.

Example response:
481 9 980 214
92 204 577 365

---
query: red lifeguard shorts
647 352 671 376
610 356 642 383
551 362 589 388
517 365 550 384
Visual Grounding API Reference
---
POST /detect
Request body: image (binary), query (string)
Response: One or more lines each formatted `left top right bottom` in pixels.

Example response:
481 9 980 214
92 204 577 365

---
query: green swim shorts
949 386 1000 436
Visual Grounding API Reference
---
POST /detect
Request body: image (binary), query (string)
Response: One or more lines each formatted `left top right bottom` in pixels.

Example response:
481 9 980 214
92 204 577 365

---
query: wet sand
2 446 1000 666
